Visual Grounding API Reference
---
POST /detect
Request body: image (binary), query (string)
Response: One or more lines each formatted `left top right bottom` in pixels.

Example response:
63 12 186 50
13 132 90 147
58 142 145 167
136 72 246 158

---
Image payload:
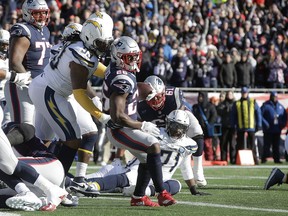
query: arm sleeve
73 88 103 119
93 62 107 78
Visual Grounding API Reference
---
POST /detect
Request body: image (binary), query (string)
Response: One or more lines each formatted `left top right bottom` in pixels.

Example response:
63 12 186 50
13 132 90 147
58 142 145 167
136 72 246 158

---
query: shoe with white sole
6 191 42 211
196 179 207 187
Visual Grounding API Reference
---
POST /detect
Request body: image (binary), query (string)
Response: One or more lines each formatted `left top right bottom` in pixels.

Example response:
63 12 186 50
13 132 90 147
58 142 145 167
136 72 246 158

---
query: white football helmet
166 110 190 140
22 0 50 29
111 36 142 73
80 12 114 57
0 29 10 56
144 75 166 110
62 23 82 41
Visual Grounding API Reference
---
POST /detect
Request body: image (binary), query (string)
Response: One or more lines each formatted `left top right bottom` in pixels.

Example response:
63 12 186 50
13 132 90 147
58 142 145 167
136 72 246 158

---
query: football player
0 29 11 126
86 110 210 196
0 107 67 211
28 12 112 196
137 75 207 187
4 0 51 125
102 36 176 207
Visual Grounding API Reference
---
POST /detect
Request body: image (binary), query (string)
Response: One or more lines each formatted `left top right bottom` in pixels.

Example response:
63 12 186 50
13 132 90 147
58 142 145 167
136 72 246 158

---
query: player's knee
80 133 98 152
164 179 182 195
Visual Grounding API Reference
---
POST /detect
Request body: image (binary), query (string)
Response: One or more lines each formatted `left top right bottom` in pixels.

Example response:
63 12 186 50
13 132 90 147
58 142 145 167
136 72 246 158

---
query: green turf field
1 163 288 216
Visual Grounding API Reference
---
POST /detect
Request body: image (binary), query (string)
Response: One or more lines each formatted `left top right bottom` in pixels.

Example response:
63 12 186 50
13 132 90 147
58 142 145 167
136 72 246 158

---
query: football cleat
196 179 207 188
157 190 176 206
264 168 285 190
61 193 79 207
131 195 159 207
68 177 100 197
5 191 42 211
40 203 57 212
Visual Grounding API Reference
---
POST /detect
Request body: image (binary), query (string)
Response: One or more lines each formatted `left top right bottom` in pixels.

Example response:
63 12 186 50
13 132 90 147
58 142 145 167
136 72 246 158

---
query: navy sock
147 153 164 192
13 161 39 184
88 173 129 191
134 163 151 196
57 145 77 174
0 169 22 189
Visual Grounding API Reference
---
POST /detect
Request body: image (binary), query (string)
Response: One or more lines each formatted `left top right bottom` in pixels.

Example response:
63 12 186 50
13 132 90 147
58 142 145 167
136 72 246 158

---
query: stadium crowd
1 0 288 88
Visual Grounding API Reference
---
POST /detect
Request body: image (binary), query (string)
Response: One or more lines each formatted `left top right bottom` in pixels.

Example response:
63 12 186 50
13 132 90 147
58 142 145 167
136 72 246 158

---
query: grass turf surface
1 163 288 216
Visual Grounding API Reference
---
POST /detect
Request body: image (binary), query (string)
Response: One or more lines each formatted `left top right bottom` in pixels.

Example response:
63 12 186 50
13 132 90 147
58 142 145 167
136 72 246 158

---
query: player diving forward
86 110 210 196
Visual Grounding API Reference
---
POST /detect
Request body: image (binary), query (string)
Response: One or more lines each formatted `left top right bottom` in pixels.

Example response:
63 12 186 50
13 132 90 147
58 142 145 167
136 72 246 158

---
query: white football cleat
196 179 207 188
6 191 42 211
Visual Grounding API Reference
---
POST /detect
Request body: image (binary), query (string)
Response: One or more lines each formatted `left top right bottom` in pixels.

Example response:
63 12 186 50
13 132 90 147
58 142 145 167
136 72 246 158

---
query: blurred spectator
193 56 213 88
231 87 262 165
219 52 237 88
152 53 173 85
217 90 237 164
261 91 287 164
192 92 218 161
170 47 193 87
235 51 254 88
267 52 287 88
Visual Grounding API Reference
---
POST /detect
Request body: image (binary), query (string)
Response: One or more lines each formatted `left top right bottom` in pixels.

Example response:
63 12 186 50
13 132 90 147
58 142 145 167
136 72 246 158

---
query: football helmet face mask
144 76 166 110
111 36 142 73
80 12 114 57
62 23 82 41
166 110 190 140
22 0 50 29
0 29 10 58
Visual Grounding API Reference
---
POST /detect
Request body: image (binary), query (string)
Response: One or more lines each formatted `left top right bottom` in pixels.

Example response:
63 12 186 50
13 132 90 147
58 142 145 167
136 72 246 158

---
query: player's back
10 22 51 78
43 41 99 97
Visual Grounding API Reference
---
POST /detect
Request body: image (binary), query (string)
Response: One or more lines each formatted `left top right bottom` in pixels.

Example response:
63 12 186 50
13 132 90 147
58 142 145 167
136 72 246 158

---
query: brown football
137 82 153 101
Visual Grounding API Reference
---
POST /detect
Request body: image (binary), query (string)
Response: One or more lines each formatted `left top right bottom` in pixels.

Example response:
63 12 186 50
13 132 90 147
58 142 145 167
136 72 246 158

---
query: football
137 82 153 101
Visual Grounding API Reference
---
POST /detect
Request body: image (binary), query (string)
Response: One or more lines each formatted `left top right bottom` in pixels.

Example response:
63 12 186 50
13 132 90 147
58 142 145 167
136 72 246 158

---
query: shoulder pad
10 23 31 39
111 73 135 94
68 42 96 68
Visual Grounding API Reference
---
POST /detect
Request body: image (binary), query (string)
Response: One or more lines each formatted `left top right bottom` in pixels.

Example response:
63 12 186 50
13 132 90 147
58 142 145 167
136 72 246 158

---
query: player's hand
11 71 32 86
141 121 160 137
98 113 111 125
92 96 103 111
190 186 211 196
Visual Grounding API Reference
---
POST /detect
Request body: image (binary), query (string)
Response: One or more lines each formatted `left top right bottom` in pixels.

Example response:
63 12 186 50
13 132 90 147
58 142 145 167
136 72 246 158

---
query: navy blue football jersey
102 63 138 126
137 87 184 127
10 22 51 78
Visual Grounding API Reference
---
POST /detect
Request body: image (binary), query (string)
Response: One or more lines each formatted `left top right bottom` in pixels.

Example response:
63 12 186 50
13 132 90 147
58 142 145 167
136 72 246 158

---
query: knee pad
79 133 98 153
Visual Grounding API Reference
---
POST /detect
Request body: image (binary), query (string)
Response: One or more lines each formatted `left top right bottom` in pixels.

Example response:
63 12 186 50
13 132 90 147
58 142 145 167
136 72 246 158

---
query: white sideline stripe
94 196 288 213
0 213 21 216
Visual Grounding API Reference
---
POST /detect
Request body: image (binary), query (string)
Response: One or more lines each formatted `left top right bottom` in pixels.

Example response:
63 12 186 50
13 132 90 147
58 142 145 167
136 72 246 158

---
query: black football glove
190 186 211 196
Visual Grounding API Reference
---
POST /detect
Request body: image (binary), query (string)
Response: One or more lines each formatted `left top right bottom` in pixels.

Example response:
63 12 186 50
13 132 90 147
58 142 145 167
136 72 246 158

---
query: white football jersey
0 58 8 101
158 128 198 181
43 41 99 97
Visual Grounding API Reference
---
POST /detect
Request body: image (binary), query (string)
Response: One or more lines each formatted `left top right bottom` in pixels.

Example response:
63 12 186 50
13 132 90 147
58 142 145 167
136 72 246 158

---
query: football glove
98 113 111 125
141 121 160 137
190 185 211 196
6 71 32 86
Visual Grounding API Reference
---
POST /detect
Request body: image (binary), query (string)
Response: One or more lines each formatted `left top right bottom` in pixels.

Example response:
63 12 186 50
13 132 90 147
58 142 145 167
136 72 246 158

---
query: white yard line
0 213 21 216
93 196 288 213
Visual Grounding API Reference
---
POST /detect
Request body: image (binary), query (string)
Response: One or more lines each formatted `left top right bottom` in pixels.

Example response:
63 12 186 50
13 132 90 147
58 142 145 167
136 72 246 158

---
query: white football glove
98 113 111 125
92 96 103 111
141 121 160 137
5 71 32 86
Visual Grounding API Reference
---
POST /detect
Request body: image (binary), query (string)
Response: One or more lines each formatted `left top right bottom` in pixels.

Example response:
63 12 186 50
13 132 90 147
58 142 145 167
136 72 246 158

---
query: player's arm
70 61 109 123
109 92 142 129
9 37 30 73
93 62 106 78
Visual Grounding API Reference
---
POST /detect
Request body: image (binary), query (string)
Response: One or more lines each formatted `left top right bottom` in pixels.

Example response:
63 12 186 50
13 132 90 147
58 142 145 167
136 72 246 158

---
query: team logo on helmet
85 20 102 36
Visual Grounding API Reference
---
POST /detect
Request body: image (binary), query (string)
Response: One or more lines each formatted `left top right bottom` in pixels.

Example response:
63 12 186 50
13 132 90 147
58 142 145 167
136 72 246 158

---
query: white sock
75 162 88 177
14 183 30 194
34 175 54 194
193 156 205 180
